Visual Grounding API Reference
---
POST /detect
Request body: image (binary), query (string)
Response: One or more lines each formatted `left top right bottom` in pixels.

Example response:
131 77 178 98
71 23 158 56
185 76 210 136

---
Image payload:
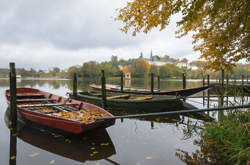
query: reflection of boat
69 91 184 111
5 88 115 134
4 108 116 163
90 84 209 97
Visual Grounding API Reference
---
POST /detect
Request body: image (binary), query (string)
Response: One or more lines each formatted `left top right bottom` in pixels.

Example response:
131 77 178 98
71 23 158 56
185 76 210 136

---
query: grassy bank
177 109 249 164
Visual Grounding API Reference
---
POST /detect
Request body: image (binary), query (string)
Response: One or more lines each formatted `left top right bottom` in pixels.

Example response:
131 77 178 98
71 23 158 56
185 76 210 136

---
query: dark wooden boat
4 108 116 163
70 91 213 121
70 91 186 112
5 88 115 134
90 84 209 97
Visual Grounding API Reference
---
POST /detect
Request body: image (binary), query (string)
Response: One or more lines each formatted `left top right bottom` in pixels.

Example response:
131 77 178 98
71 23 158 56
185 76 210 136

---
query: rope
96 104 250 120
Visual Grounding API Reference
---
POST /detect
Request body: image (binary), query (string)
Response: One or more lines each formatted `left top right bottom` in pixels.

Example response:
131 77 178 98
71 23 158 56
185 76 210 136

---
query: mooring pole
221 69 225 87
151 121 154 129
101 70 107 109
73 73 77 97
9 63 17 131
182 73 186 89
9 62 17 165
207 74 210 108
202 76 205 106
241 75 245 104
241 75 244 86
151 73 154 94
157 75 160 89
120 71 123 92
226 74 229 106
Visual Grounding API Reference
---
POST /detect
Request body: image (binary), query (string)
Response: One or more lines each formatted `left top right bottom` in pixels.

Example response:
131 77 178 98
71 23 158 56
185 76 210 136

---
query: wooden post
9 62 17 165
9 130 17 165
207 74 210 109
182 73 186 89
241 75 245 104
73 73 77 97
226 74 229 105
202 76 205 106
151 73 154 94
120 71 123 92
241 75 244 86
101 70 107 109
157 75 160 89
221 69 225 87
151 121 154 129
9 63 17 130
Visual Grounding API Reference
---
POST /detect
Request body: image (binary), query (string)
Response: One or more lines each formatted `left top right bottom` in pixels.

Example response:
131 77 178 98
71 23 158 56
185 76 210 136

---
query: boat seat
17 98 57 102
107 94 130 99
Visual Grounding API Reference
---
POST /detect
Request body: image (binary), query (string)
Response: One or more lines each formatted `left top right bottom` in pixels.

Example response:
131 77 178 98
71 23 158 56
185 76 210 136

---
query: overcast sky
0 0 200 70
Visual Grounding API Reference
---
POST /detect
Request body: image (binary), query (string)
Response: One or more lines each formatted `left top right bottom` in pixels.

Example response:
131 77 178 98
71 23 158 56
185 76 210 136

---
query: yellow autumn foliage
116 0 250 72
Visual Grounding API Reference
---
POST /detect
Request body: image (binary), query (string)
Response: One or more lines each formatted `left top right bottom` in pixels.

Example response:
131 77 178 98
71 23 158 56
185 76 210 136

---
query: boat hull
5 88 115 134
69 92 184 111
90 84 209 97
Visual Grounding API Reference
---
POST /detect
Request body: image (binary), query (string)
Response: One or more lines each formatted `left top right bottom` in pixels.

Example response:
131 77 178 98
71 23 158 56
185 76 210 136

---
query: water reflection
5 108 117 164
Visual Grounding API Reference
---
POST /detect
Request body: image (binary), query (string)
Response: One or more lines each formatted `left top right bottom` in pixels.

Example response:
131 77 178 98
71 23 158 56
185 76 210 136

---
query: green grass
201 110 250 164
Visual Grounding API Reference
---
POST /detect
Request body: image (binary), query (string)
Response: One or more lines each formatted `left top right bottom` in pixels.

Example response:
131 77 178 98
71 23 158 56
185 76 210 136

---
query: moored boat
69 91 185 111
5 88 115 134
90 84 209 97
69 91 213 121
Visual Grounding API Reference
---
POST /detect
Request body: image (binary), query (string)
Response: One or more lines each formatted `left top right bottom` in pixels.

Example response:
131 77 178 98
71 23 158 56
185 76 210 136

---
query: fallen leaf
29 153 39 158
49 160 55 164
10 156 16 160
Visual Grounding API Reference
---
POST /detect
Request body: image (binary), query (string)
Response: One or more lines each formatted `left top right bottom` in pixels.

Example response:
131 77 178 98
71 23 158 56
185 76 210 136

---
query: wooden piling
9 129 17 165
151 73 154 94
221 69 224 87
241 75 245 104
226 74 229 106
207 75 210 109
182 73 186 89
120 71 123 92
157 75 160 89
241 75 244 86
73 73 77 97
9 63 17 131
151 121 154 129
101 70 107 109
9 62 17 165
202 76 205 106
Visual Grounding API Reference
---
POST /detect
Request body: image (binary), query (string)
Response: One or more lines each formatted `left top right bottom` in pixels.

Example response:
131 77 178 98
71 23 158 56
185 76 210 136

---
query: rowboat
69 91 184 112
89 84 209 97
5 88 115 134
4 108 116 163
69 91 213 121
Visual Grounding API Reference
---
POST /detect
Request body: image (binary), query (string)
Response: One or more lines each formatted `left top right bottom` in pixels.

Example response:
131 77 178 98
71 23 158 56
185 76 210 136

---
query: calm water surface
0 78 235 165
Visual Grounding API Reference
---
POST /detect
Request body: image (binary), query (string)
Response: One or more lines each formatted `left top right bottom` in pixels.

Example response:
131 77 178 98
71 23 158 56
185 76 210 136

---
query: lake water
0 78 248 165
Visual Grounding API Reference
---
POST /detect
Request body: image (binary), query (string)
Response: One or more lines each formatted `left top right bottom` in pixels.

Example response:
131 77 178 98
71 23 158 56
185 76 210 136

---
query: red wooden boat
5 88 115 134
90 84 209 97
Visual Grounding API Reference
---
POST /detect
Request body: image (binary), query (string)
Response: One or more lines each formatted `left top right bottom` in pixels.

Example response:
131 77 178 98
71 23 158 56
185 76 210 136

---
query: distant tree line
0 57 249 79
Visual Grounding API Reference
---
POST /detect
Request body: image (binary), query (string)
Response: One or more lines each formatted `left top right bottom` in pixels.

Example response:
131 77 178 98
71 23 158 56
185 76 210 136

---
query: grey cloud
0 0 142 50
